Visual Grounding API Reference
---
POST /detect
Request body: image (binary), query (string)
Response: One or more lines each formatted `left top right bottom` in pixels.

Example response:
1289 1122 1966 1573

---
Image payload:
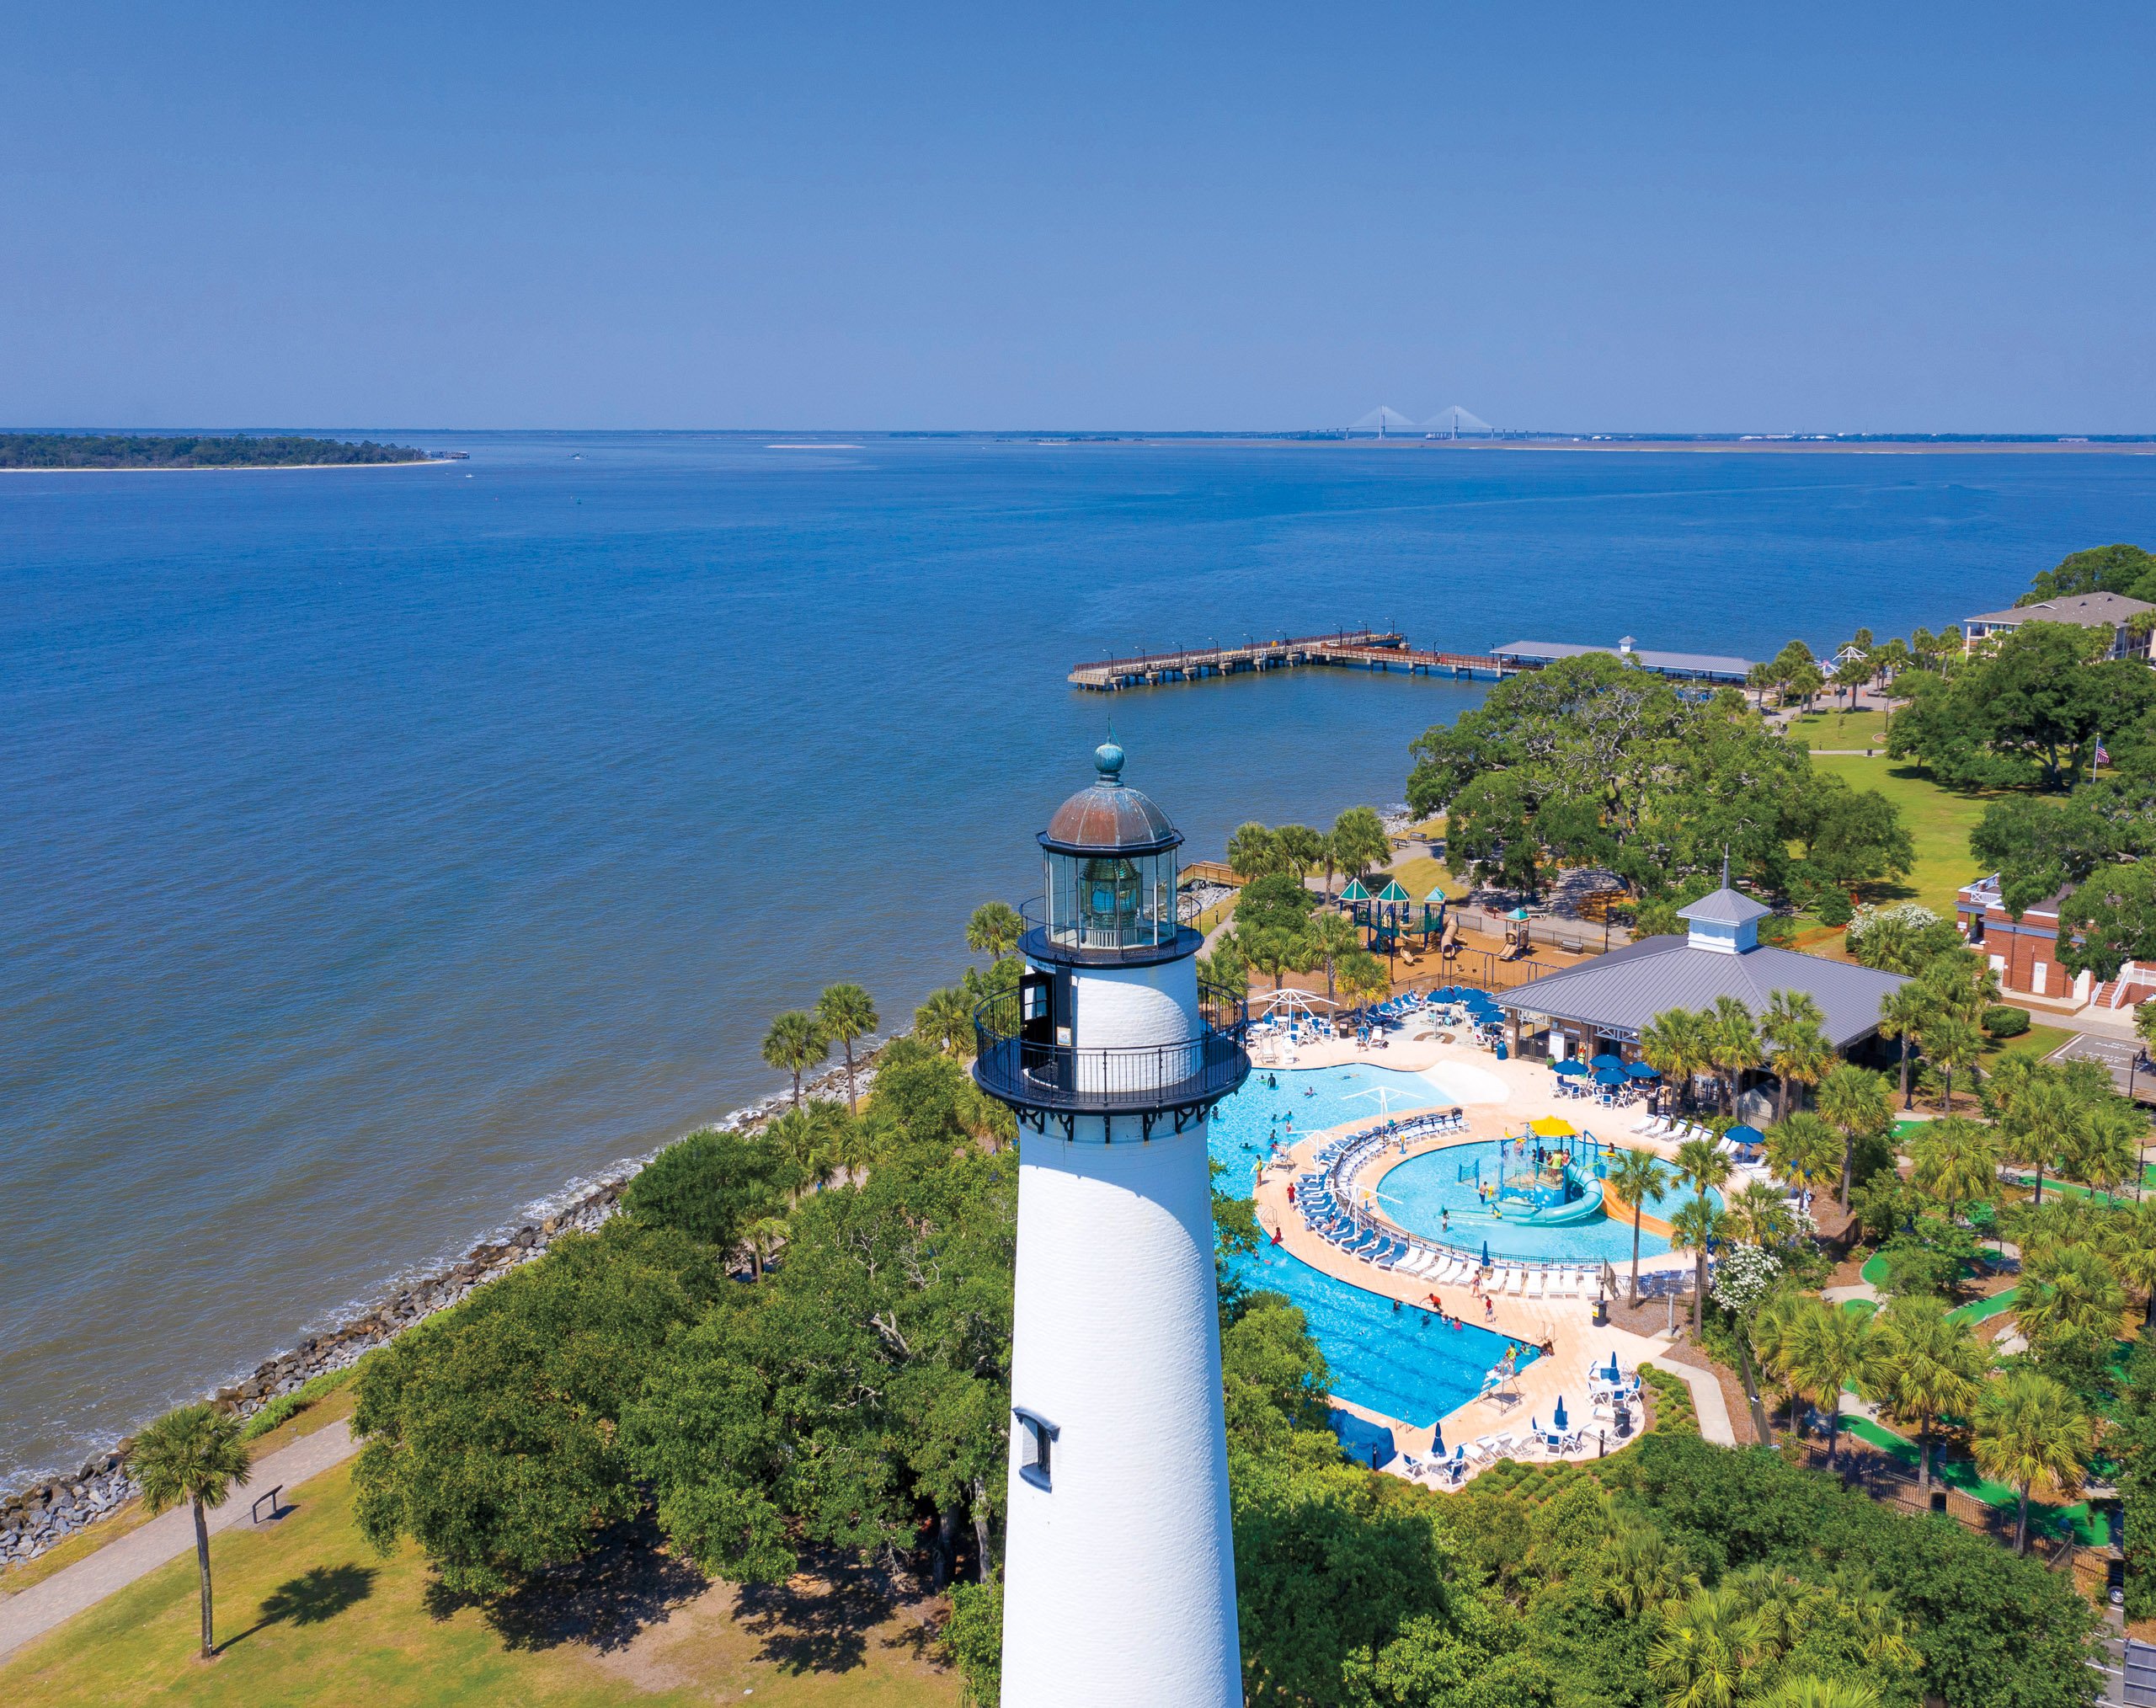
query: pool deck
1250 1030 1737 1475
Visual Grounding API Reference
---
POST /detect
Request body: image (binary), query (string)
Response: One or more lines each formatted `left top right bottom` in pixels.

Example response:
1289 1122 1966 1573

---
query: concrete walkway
1653 1357 1738 1446
0 1420 359 1661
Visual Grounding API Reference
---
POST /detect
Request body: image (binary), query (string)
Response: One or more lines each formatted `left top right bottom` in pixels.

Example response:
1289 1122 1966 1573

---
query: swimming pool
1376 1140 1713 1263
1209 1064 1530 1428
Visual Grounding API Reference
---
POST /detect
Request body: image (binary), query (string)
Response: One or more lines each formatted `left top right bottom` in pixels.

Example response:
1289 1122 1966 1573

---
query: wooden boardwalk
1069 629 1516 691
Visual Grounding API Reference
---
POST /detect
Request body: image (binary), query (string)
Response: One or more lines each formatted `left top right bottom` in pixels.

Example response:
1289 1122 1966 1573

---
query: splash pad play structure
1455 1118 1607 1227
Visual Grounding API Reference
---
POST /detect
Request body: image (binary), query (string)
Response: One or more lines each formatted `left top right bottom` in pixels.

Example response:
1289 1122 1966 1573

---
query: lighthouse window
1015 1408 1059 1491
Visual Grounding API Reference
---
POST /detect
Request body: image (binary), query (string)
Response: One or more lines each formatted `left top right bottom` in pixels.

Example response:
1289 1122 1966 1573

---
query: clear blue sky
3 4 2151 432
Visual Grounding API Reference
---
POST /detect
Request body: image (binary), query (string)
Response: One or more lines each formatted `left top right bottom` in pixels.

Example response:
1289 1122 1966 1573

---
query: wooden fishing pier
1068 630 1516 692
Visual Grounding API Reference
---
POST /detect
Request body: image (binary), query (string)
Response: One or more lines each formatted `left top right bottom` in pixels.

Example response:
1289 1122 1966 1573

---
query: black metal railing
1017 896 1203 966
972 979 1250 1117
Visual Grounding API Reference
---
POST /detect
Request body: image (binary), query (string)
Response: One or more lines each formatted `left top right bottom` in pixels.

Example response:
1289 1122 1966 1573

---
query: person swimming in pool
1267 1072 1278 1090
1440 1209 1449 1232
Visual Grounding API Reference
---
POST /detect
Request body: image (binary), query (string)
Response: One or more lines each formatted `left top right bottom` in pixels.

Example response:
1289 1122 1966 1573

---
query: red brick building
1956 873 2156 1010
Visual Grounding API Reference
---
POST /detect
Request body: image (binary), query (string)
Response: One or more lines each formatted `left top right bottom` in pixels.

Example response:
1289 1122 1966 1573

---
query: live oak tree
622 1124 798 1257
352 1220 724 1597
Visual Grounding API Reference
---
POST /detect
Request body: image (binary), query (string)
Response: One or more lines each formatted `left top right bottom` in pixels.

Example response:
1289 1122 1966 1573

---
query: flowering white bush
1785 1203 1820 1241
1709 1241 1782 1314
1843 901 1942 955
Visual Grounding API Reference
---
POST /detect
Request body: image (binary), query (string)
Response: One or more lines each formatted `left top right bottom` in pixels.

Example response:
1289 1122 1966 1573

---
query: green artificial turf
1836 1413 2106 1545
1944 1288 2017 1327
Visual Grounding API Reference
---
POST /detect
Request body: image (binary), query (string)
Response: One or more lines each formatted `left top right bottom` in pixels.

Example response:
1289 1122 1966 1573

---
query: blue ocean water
5 431 2153 1483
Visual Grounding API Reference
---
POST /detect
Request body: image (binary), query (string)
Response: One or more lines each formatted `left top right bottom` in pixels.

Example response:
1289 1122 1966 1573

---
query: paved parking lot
2049 1030 2156 1102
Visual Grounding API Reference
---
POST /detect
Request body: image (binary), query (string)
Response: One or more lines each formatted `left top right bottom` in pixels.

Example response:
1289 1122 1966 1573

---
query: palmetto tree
1707 997 1763 1118
1816 1063 1892 1209
1907 1114 1999 1225
1876 984 1929 1111
1641 1007 1712 1113
1870 1296 1988 1497
1305 912 1359 1005
1750 1290 1809 1430
1769 1019 1835 1124
1769 1296 1877 1466
963 900 1025 963
129 1403 253 1659
1337 948 1390 1024
2065 1099 2143 1202
913 985 974 1058
814 982 879 1112
1764 1112 1840 1207
1764 988 1825 1043
761 1010 830 1108
1598 1518 1699 1616
2103 1198 2156 1327
1726 1180 1793 1248
1646 1583 1754 1708
1606 1146 1670 1305
1972 1369 2091 1554
2003 1076 2086 1206
2017 1241 2128 1364
1764 1679 1884 1708
1924 1013 1985 1113
765 1105 825 1204
1672 1134 1732 1332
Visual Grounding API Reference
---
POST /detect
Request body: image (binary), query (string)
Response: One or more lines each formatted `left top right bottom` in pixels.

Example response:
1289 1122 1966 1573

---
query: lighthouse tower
974 740 1247 1707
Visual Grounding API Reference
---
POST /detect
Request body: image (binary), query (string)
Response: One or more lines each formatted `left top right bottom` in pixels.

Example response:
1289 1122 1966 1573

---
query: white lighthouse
974 739 1246 1707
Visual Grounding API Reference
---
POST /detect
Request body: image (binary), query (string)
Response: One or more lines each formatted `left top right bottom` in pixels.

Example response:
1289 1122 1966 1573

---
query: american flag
2097 736 2112 766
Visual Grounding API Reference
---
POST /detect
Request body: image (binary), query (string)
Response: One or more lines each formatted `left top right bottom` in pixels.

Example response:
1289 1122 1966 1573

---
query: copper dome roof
1038 740 1182 856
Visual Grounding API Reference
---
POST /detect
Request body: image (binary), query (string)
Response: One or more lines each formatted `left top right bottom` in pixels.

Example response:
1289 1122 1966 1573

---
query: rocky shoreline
0 1050 882 1570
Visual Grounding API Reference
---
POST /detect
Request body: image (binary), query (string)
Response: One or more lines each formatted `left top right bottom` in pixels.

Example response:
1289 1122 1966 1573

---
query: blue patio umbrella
1726 1123 1765 1150
1590 1052 1625 1071
1553 1395 1568 1430
1593 1065 1628 1086
1551 1059 1588 1078
1625 1061 1662 1080
1481 1239 1491 1268
1602 1353 1620 1382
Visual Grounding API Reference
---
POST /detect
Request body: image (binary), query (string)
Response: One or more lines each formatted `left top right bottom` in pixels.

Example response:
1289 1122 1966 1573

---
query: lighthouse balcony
971 979 1251 1136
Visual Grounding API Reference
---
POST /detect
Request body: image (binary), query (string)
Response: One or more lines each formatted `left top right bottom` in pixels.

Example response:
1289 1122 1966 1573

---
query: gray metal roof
1494 936 1907 1051
1492 640 1756 679
1678 887 1773 926
1963 590 2154 627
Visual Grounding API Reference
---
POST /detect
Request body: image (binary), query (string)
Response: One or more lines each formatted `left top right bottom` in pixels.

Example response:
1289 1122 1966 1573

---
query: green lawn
1944 1288 2018 1328
0 1460 958 1708
1805 753 1994 915
1790 709 1890 751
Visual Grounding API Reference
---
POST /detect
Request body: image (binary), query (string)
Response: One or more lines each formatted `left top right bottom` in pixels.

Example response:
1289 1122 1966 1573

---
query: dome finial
1095 723 1125 783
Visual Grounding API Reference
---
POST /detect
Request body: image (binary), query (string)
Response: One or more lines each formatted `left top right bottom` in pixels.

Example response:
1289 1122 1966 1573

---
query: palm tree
1337 949 1390 1025
2103 1198 2156 1327
1750 1290 1809 1432
1641 1007 1711 1113
1226 821 1282 879
1764 988 1825 1043
1330 806 1393 892
2016 1241 2128 1362
1771 1296 1877 1466
1598 1518 1699 1616
1876 984 1929 1111
1305 912 1359 1005
814 983 878 1112
2003 1076 2086 1205
1972 1369 2091 1554
1707 997 1762 1118
742 1214 790 1282
129 1404 253 1659
1907 1114 1999 1225
1764 1680 1884 1708
1673 1132 1732 1330
2064 1099 2142 1203
1607 1146 1670 1305
1816 1063 1892 1209
1646 1583 1753 1708
766 1105 824 1204
761 1010 829 1108
964 901 1025 963
1726 1180 1792 1248
913 985 974 1057
1769 1019 1834 1123
1924 1013 1985 1113
1669 1198 1723 1337
1764 1111 1839 1208
1870 1297 1988 1497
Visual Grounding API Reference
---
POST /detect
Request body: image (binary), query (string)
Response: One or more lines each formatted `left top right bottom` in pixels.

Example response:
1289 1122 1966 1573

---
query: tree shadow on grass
735 1551 938 1678
220 1563 377 1652
420 1514 707 1655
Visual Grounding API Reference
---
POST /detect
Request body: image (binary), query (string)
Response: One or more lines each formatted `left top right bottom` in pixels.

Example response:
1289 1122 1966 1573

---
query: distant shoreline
1129 438 2156 456
0 458 462 473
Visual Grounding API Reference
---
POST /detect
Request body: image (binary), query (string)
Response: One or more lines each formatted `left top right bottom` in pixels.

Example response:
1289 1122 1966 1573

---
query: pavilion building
1493 885 1907 1071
